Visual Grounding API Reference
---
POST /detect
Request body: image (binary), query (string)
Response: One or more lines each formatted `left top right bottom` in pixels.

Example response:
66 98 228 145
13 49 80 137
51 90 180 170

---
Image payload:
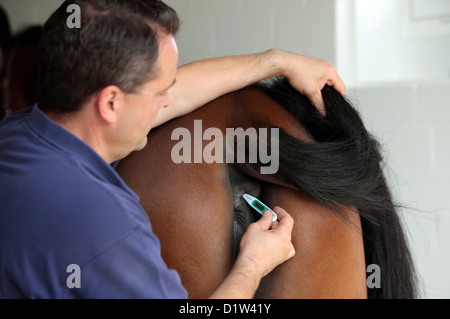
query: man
0 0 345 298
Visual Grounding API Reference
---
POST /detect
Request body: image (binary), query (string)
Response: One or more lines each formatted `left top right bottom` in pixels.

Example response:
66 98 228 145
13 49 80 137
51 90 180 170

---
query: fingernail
263 211 271 217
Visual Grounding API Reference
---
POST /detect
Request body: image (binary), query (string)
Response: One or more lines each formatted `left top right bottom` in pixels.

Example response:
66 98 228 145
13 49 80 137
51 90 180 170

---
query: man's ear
96 86 123 124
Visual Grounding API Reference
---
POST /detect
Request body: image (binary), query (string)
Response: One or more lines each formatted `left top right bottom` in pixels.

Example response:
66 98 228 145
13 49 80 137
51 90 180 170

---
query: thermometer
242 194 278 223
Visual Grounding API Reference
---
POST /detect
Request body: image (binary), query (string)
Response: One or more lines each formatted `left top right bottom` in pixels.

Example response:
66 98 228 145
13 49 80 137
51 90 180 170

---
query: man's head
39 0 180 113
39 0 180 162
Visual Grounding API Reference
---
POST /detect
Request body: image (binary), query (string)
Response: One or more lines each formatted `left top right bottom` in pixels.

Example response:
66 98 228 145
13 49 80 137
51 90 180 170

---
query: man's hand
277 50 346 115
156 49 346 127
238 206 295 278
209 206 294 299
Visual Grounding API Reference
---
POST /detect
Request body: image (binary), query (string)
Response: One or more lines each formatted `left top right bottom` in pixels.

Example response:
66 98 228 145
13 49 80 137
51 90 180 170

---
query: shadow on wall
0 5 11 120
1 5 42 121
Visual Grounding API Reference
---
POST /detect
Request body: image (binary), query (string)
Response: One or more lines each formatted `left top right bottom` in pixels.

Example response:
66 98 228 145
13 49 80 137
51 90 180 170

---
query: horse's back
117 86 368 298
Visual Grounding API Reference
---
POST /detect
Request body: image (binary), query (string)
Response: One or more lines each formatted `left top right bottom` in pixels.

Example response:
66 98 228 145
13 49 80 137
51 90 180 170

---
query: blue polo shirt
0 105 187 299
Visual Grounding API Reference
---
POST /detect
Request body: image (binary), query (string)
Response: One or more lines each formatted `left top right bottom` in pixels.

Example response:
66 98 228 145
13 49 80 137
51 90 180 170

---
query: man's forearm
152 49 344 127
208 256 262 299
153 49 284 127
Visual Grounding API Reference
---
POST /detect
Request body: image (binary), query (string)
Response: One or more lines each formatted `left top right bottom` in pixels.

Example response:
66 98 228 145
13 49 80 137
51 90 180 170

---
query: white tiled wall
164 0 336 66
349 84 450 298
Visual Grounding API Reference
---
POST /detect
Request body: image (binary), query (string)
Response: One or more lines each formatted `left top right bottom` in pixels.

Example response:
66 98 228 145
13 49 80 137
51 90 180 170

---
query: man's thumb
258 211 274 230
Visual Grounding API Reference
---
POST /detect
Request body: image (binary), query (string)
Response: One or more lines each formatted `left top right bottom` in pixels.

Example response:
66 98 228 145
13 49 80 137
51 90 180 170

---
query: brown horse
116 78 417 299
1 26 42 120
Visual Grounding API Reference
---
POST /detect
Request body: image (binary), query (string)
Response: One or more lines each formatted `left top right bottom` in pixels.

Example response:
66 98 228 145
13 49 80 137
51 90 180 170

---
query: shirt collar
25 104 139 201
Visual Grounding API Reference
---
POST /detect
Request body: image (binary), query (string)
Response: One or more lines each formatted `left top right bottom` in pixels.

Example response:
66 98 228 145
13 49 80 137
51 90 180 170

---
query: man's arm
153 49 345 127
209 207 295 299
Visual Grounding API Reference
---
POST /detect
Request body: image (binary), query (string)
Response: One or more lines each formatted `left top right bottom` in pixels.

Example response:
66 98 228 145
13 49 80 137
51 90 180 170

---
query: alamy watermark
64 263 380 290
366 263 381 289
171 120 280 175
66 264 81 289
66 4 81 29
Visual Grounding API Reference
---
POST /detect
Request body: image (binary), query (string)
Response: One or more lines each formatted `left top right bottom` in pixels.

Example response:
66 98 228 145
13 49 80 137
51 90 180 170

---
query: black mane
255 77 418 299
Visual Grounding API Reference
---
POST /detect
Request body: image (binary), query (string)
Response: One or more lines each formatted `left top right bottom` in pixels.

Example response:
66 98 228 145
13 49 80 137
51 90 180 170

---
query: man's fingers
272 206 294 232
307 91 326 116
288 248 296 259
327 72 346 96
309 70 346 116
257 210 275 230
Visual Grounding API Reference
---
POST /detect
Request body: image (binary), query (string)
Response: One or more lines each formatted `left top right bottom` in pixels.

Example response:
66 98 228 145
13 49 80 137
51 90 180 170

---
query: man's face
116 34 179 157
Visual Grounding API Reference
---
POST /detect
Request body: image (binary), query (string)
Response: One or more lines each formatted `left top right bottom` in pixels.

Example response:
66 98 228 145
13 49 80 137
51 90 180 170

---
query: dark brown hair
39 0 180 113
257 77 418 298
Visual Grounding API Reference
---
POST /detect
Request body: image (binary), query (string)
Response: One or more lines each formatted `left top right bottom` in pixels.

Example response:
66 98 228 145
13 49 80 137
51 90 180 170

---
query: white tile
420 254 450 298
435 127 450 170
436 211 450 257
177 0 240 17
350 85 418 131
387 170 450 214
379 126 433 171
175 14 214 64
416 84 450 126
274 0 335 61
216 10 275 56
